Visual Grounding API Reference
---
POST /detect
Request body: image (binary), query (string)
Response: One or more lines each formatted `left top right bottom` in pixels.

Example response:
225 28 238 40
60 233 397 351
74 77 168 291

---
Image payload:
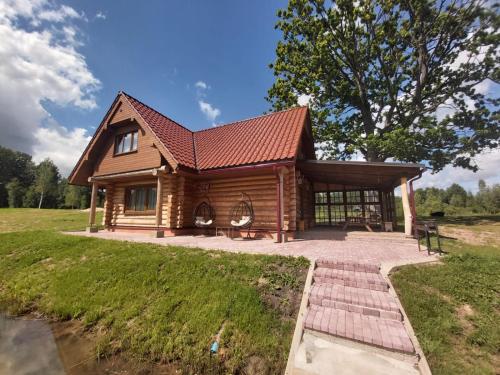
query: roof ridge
191 132 198 169
121 91 194 134
194 105 307 134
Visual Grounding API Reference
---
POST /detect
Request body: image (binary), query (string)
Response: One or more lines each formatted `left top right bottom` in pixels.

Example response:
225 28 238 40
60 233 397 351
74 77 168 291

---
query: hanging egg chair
193 196 216 227
229 193 254 238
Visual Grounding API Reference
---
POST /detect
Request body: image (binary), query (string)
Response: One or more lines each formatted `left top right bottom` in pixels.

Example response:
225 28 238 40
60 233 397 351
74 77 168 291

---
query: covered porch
297 160 425 237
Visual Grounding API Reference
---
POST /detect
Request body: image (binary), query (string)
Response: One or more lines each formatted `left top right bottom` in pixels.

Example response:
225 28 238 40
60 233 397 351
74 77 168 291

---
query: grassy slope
0 209 308 374
390 219 500 375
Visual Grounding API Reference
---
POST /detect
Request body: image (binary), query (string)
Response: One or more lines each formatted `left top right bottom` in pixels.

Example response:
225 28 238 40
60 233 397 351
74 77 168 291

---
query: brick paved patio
67 228 435 266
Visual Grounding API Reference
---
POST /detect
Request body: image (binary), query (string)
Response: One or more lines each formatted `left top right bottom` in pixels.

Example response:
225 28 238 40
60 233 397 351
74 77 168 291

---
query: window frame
314 188 383 226
114 130 139 156
124 185 157 215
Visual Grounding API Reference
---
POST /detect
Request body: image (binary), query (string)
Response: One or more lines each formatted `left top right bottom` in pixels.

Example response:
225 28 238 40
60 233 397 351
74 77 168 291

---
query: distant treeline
415 181 500 216
0 146 101 209
1 145 499 214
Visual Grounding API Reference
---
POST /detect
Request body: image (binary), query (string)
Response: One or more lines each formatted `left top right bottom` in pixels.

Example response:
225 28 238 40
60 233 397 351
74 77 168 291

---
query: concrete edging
284 260 315 375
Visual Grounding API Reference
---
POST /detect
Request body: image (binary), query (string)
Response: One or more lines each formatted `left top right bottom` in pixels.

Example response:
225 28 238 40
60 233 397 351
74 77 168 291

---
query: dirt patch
257 263 308 320
80 207 105 213
241 355 270 375
419 284 453 303
440 226 500 247
456 304 475 335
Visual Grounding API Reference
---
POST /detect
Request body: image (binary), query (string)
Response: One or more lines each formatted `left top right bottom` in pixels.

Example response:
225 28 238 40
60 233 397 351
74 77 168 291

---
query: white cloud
417 149 500 192
37 4 81 24
0 0 100 176
198 100 221 123
194 80 221 124
33 126 91 175
95 11 106 20
297 93 312 106
195 81 208 90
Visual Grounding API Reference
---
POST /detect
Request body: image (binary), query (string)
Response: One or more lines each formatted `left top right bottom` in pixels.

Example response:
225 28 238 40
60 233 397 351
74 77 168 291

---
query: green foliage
64 184 81 209
416 181 500 216
6 178 25 208
0 146 35 206
0 146 103 210
34 159 60 209
268 0 499 171
22 186 40 208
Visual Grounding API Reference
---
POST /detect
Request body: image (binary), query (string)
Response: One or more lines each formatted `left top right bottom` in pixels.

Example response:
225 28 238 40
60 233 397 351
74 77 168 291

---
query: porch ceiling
298 160 425 189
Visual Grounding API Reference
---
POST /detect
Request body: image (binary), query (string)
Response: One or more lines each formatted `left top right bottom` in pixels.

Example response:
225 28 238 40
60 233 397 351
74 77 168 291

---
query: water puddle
0 314 65 374
0 313 178 374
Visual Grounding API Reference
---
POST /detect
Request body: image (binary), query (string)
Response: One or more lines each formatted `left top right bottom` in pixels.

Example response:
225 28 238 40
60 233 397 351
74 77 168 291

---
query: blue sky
0 0 498 191
48 0 287 131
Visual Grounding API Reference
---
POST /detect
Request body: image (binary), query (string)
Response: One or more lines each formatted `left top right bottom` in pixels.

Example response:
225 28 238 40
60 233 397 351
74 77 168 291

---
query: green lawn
0 209 309 374
0 207 103 232
390 218 499 375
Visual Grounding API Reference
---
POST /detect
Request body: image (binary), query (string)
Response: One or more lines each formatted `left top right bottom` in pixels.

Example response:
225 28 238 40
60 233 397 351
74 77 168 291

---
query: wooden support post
155 175 164 238
326 184 332 226
400 177 412 236
103 184 114 228
378 190 384 223
87 181 98 232
156 176 163 226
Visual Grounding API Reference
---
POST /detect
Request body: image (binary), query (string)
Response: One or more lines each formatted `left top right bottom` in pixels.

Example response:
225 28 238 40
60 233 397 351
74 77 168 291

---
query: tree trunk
38 191 43 209
365 147 385 162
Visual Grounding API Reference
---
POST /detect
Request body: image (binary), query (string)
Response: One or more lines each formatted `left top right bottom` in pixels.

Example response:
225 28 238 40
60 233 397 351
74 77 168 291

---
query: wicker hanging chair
229 193 254 238
193 196 216 227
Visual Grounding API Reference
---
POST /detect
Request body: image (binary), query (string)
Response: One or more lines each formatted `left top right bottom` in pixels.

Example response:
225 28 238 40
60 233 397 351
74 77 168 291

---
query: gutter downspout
275 166 283 243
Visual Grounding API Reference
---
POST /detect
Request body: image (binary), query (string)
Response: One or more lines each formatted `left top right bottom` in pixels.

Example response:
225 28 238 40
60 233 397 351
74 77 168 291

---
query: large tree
34 159 60 209
0 146 35 206
268 0 499 171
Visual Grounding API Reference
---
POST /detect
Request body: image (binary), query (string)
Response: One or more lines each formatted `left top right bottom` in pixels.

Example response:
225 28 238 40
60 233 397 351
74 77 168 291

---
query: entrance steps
309 283 402 320
304 258 415 354
313 267 390 291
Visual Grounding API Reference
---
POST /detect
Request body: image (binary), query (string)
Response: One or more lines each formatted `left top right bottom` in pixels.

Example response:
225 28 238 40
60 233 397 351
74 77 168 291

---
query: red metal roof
123 93 197 169
194 107 308 170
123 92 309 171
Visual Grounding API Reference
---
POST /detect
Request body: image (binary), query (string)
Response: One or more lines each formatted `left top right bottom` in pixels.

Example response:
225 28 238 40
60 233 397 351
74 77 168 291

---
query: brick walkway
303 258 415 353
67 228 434 266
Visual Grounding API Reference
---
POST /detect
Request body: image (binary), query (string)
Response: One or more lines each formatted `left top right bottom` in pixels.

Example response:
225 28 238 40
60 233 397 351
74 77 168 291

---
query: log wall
101 167 299 233
93 121 162 176
187 168 296 231
104 177 174 227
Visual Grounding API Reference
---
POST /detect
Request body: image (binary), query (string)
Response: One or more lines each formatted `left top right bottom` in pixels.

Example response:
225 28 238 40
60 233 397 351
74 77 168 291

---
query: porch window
125 185 156 214
314 192 329 225
314 189 383 226
114 130 138 155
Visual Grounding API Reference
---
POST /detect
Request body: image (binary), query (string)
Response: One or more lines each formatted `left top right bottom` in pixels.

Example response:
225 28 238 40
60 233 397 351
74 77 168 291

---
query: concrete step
313 267 390 292
309 283 402 320
316 258 380 273
304 305 414 354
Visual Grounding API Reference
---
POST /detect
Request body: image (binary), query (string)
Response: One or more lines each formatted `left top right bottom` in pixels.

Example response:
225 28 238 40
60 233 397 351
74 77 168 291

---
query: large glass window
125 185 156 214
315 205 329 224
115 130 138 155
314 189 383 226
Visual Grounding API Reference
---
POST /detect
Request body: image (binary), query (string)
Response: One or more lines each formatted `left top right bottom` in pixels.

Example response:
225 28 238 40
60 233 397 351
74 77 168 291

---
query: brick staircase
303 258 415 354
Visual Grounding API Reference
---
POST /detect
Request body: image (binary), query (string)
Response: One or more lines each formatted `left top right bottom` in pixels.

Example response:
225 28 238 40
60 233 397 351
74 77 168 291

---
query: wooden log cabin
69 92 424 242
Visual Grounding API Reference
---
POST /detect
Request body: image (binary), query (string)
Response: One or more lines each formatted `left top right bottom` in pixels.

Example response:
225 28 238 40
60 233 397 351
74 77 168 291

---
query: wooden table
342 217 373 232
